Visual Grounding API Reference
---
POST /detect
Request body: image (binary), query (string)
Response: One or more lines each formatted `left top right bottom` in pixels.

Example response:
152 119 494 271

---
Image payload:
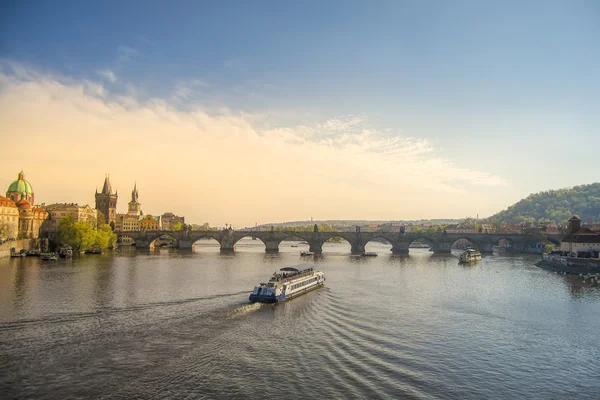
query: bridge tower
128 183 141 216
95 175 118 229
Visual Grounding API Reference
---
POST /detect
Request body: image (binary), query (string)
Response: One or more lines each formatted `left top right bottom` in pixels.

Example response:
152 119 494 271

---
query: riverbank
0 240 33 258
536 258 600 275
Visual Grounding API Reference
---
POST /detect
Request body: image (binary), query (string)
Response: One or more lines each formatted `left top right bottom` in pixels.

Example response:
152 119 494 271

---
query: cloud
0 62 508 226
96 69 117 83
224 58 247 73
118 45 138 58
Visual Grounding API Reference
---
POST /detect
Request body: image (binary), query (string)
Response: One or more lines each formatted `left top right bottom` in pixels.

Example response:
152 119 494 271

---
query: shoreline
535 259 600 275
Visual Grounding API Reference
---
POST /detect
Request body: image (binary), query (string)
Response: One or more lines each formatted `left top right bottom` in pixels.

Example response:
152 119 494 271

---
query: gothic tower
95 175 118 228
127 183 141 216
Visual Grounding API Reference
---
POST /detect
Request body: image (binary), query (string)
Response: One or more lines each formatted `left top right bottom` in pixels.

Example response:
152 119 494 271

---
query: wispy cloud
118 45 138 58
0 62 508 224
96 69 117 83
224 58 247 73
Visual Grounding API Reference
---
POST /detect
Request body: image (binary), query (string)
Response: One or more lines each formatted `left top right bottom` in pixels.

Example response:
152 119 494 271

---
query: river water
1 239 599 399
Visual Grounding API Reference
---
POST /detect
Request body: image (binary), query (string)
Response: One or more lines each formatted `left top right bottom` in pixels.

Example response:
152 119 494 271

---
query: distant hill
487 183 600 225
252 219 460 230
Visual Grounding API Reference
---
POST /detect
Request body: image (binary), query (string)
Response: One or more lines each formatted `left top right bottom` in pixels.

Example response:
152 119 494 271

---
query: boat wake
0 290 252 331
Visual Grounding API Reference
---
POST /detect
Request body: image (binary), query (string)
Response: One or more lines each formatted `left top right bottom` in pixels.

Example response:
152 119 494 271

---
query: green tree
171 221 183 231
57 216 117 251
486 182 600 225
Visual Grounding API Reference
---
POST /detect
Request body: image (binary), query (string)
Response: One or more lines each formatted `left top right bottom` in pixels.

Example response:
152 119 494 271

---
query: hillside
487 183 600 225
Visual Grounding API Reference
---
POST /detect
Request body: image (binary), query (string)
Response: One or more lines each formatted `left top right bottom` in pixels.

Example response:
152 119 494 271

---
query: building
138 215 162 231
4 171 47 239
479 224 496 234
379 223 407 233
0 195 19 239
161 212 185 230
497 223 522 234
115 183 142 231
361 224 381 232
116 214 140 231
95 176 118 229
559 215 600 255
446 219 477 234
6 170 35 204
16 199 48 239
42 203 98 235
128 183 141 216
539 222 560 234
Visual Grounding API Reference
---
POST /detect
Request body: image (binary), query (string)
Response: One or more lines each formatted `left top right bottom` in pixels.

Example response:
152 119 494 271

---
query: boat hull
249 282 324 304
248 294 279 303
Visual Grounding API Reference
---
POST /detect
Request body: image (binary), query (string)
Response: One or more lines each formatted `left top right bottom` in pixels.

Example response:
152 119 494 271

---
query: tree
171 221 183 231
486 182 600 225
57 216 117 251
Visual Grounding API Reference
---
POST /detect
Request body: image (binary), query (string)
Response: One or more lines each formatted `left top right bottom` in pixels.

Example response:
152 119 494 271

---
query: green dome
7 171 33 194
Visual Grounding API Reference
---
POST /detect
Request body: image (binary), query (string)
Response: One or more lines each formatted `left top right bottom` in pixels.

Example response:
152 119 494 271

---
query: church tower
95 175 118 228
127 183 141 216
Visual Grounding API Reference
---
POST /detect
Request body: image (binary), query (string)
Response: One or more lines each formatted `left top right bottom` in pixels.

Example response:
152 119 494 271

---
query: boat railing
280 269 314 283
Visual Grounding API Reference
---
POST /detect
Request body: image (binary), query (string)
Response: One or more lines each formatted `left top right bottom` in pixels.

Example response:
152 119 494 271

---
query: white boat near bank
249 264 325 304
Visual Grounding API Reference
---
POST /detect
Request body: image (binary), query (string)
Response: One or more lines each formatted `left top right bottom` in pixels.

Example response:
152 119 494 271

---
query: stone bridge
116 230 562 255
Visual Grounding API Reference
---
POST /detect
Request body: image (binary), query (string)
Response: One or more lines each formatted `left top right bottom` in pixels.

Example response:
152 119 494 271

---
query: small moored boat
300 251 314 256
459 249 482 263
84 248 103 254
10 248 26 258
59 247 73 258
41 253 58 261
249 264 325 304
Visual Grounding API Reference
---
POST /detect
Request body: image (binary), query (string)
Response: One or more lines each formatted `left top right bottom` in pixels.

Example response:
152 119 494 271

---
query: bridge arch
278 233 311 253
190 234 222 252
450 236 480 250
495 237 514 248
404 236 437 253
231 235 268 252
116 234 136 246
317 235 354 254
364 235 396 253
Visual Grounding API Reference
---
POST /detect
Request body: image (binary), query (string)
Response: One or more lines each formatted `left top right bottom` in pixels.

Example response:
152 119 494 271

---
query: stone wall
0 239 34 258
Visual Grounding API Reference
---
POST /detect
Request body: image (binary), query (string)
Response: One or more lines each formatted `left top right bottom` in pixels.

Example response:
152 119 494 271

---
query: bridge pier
264 240 281 253
434 242 452 253
391 244 410 254
479 243 494 254
351 242 366 255
132 239 153 250
178 240 194 250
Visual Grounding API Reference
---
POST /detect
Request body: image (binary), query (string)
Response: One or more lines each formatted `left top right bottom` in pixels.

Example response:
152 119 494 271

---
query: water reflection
1 246 599 399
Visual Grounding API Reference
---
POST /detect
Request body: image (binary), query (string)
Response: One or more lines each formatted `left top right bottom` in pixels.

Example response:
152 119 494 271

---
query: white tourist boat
459 248 482 263
249 264 325 304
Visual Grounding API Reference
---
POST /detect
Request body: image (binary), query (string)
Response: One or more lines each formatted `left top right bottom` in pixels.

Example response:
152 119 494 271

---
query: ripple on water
1 250 600 399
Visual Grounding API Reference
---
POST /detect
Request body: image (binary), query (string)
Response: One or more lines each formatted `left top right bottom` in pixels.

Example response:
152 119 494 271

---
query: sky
0 1 598 227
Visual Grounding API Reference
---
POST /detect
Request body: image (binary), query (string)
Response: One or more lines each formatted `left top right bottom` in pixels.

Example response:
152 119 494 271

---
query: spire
18 170 24 180
131 182 139 203
101 175 112 195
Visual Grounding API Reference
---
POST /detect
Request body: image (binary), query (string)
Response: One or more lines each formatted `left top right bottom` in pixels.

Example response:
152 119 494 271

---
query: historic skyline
1 1 599 226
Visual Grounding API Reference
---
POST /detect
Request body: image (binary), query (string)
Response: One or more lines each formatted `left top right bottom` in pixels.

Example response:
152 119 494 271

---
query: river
1 239 599 399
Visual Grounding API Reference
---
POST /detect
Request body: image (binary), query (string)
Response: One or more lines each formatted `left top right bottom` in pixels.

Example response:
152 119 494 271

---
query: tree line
486 182 600 225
